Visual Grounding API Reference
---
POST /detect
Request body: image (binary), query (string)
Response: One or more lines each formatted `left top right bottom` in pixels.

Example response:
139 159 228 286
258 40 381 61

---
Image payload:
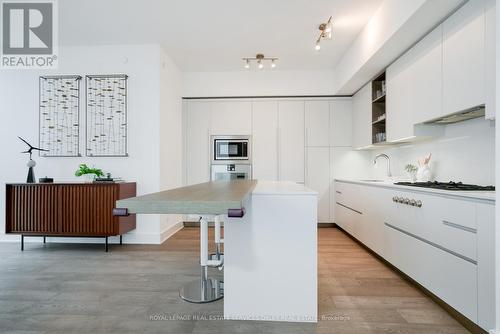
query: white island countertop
335 178 495 202
252 181 317 195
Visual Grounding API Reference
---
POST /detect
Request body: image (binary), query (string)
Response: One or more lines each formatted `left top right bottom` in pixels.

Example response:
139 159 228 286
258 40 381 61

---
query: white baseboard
0 221 184 246
0 233 161 245
160 221 184 244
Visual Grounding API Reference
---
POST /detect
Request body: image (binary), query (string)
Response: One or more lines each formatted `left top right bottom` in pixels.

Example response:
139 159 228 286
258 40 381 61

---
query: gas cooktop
394 181 495 191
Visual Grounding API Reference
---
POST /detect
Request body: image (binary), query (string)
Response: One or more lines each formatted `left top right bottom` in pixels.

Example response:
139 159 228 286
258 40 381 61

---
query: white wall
159 47 184 241
182 70 336 97
369 118 496 185
0 44 183 244
496 0 499 331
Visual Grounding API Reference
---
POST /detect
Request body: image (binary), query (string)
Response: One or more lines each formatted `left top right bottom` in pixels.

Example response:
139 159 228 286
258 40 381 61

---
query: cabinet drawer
385 223 477 322
389 191 477 262
334 182 362 213
335 202 361 237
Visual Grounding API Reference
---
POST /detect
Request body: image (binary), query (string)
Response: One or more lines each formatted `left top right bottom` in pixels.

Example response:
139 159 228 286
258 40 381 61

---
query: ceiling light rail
242 54 278 69
315 16 333 51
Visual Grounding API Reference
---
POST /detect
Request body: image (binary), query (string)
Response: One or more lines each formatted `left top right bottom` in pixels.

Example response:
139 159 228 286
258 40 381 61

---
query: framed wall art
85 74 128 157
39 75 82 157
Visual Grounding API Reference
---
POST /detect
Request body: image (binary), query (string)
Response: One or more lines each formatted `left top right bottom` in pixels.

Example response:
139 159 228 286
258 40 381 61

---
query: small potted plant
405 164 418 183
75 164 104 183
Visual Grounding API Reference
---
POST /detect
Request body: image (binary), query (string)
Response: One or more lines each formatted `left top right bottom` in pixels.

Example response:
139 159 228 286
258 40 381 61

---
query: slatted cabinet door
6 184 59 234
5 183 136 237
59 184 117 235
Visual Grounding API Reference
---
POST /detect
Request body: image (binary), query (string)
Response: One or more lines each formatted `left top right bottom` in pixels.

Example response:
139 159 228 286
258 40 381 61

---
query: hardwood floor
0 227 470 333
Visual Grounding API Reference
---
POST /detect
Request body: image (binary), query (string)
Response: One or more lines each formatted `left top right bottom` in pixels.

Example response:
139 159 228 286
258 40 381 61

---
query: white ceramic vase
417 165 432 182
84 174 95 183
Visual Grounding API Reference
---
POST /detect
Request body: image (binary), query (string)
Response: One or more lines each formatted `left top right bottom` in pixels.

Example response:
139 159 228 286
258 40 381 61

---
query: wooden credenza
5 182 136 251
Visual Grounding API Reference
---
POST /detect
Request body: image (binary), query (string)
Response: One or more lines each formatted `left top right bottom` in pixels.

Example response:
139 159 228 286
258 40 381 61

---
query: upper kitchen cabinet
210 101 252 135
484 0 496 119
352 83 372 149
186 101 211 185
252 101 279 181
387 25 443 141
305 101 330 147
443 0 485 115
278 101 305 183
330 99 352 147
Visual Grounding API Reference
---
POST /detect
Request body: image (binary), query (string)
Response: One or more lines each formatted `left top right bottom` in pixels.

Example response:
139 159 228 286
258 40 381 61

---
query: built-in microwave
212 136 251 164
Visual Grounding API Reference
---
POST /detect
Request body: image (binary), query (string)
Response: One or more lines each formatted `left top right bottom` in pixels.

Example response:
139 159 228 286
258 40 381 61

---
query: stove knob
403 198 410 205
392 196 398 202
416 200 422 208
409 199 417 206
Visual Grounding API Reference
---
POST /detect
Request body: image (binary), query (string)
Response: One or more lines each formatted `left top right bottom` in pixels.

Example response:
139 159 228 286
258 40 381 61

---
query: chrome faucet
373 153 392 177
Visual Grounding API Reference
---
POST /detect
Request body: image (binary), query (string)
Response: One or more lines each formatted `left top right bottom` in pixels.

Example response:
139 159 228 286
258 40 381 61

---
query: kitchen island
116 180 318 323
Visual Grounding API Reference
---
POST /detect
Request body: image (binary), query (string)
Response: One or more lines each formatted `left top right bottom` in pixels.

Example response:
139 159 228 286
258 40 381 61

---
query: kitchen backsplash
370 117 495 185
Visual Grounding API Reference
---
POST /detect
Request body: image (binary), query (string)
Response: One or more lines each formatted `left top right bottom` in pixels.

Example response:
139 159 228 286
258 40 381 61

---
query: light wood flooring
0 227 470 333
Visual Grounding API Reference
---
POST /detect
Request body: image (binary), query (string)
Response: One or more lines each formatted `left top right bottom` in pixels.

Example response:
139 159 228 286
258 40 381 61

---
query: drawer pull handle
336 191 342 194
443 220 477 234
336 202 362 215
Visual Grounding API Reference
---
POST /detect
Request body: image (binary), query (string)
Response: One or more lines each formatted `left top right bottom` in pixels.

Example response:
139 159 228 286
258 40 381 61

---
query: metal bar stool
179 215 224 303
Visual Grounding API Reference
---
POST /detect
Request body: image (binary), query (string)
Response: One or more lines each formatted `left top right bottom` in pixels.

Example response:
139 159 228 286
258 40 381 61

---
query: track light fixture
315 16 333 51
242 53 278 69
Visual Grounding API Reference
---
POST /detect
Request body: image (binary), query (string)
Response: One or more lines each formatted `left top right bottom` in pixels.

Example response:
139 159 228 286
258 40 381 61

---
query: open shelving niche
371 72 387 144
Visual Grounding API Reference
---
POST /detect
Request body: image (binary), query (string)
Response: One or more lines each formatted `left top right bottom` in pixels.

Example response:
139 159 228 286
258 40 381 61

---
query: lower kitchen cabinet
306 147 330 223
385 223 478 322
334 180 495 331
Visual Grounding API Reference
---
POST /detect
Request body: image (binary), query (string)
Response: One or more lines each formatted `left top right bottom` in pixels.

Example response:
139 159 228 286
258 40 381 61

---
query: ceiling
59 0 383 72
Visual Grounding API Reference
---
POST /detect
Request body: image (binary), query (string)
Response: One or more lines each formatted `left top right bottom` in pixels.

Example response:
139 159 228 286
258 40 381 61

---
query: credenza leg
119 235 122 245
105 237 108 252
21 235 24 251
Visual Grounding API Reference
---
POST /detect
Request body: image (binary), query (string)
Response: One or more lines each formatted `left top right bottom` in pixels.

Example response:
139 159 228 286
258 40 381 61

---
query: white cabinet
252 101 278 181
278 101 305 183
476 203 495 330
385 222 478 322
210 101 252 135
306 147 330 222
305 101 329 146
352 83 372 149
443 0 485 114
484 0 496 119
386 48 413 142
387 24 443 139
330 100 352 147
334 180 495 330
186 101 211 185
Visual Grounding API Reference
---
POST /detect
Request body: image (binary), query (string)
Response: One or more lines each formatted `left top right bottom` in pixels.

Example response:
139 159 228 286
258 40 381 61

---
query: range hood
423 105 485 125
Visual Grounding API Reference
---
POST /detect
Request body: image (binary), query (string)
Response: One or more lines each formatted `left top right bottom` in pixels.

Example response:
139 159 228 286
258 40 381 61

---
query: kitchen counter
335 178 495 202
116 180 257 214
116 180 317 322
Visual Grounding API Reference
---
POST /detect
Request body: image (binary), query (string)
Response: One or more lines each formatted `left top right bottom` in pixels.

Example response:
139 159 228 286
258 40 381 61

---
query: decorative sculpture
18 137 48 183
